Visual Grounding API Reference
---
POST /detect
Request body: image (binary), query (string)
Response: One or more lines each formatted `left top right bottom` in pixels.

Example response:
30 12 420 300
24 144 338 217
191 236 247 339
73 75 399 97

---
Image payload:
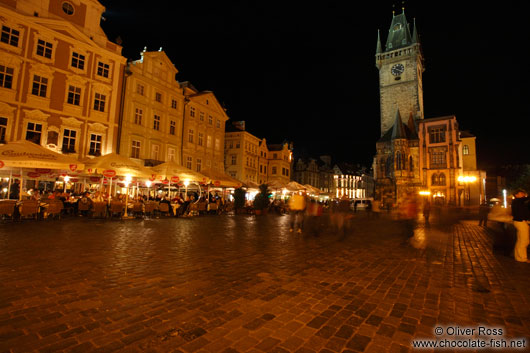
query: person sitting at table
77 191 93 216
91 191 105 202
30 189 41 201
159 196 173 216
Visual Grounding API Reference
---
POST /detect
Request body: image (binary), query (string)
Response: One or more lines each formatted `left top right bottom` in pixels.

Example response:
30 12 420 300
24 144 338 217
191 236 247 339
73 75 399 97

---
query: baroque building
373 10 483 206
224 121 293 185
118 49 184 166
0 0 126 157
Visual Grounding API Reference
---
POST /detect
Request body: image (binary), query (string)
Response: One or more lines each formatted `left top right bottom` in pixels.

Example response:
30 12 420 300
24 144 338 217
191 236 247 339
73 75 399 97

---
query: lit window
207 135 212 148
97 62 109 78
0 65 14 89
89 134 101 156
463 145 469 155
62 129 76 153
36 39 53 59
71 52 85 70
429 127 446 143
0 117 8 142
151 144 159 160
153 115 160 131
93 93 106 112
131 140 141 158
1 25 20 47
167 148 175 162
26 122 42 144
134 108 143 125
31 75 48 97
215 138 220 150
67 85 81 105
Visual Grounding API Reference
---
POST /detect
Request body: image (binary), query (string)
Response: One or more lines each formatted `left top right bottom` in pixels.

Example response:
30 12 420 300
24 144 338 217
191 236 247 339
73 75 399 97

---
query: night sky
99 0 530 168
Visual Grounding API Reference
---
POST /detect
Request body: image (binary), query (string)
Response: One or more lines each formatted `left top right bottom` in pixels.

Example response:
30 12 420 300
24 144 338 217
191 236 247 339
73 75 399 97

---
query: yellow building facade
224 128 260 184
0 0 126 157
118 50 184 165
267 143 292 184
181 83 228 173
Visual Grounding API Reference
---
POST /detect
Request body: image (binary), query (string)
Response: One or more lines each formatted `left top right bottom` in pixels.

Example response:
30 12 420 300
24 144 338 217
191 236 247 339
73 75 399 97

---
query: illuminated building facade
0 0 126 157
118 50 184 166
181 82 228 173
373 10 483 206
224 121 293 186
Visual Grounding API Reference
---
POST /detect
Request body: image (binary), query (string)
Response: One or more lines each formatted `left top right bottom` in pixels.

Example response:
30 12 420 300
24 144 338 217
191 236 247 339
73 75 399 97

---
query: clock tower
376 10 424 137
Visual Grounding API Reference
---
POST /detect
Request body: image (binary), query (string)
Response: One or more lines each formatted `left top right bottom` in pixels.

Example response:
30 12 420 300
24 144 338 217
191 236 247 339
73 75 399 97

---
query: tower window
62 2 74 15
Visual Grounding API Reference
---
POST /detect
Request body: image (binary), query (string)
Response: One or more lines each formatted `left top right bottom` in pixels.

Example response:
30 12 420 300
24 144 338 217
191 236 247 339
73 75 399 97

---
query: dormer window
62 2 74 15
393 23 402 31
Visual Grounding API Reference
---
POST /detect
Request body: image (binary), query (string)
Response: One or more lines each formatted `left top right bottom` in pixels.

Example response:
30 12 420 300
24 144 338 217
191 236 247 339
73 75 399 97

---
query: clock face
391 63 405 76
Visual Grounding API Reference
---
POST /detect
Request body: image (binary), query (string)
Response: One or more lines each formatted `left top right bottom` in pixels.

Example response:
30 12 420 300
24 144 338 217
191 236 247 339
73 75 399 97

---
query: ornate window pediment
23 109 50 122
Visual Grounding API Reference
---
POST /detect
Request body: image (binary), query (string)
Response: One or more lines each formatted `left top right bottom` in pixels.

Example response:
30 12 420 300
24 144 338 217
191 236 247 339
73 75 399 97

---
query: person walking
511 189 530 263
288 193 306 233
423 200 431 225
478 201 489 227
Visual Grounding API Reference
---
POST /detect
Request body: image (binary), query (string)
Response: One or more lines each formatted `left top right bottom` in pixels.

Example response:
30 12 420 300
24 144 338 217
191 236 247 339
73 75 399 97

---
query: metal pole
7 170 12 199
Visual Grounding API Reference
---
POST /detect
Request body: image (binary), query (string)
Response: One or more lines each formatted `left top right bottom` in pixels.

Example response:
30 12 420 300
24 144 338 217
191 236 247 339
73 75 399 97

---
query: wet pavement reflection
1 212 529 352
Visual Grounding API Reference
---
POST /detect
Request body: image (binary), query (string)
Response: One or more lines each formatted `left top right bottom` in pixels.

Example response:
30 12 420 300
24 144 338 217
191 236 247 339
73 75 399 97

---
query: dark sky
99 0 530 168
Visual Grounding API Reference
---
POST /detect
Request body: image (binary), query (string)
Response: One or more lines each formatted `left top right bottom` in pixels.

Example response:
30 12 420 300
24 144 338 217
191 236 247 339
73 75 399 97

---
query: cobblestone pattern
0 215 529 352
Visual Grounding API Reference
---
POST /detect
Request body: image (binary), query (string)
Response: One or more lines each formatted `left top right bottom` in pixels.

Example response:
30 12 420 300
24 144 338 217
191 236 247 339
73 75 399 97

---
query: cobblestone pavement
1 212 529 353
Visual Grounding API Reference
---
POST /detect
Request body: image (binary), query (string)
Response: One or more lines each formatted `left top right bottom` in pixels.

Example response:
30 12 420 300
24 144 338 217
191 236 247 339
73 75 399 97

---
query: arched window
439 173 446 186
431 173 439 186
409 156 414 171
396 152 402 170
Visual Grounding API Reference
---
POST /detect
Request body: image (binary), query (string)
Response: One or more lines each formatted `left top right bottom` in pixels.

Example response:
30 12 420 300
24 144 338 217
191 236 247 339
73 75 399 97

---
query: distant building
0 0 126 157
224 121 292 185
294 156 374 199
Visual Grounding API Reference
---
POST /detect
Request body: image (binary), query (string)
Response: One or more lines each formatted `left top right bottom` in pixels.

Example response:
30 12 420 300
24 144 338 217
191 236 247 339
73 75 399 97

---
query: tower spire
391 108 407 140
376 29 382 54
412 18 419 44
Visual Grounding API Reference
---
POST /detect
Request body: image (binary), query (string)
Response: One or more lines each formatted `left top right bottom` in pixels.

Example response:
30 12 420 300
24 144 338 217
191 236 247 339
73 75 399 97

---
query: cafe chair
0 200 17 221
92 202 107 218
19 200 40 220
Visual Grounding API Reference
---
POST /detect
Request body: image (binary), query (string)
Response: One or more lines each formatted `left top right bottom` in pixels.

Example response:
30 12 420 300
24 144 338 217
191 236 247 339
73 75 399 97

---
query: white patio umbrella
0 140 84 199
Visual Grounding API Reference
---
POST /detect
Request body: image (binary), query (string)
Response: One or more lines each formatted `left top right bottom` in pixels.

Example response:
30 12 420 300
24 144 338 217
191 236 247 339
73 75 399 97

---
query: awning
82 153 153 178
200 168 242 188
150 161 209 184
0 140 83 171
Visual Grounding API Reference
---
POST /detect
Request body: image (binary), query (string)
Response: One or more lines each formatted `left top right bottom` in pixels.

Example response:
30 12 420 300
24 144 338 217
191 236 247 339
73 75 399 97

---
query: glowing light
146 180 152 187
503 189 507 208
183 180 190 187
64 176 70 183
458 175 477 183
419 191 431 196
2 188 7 193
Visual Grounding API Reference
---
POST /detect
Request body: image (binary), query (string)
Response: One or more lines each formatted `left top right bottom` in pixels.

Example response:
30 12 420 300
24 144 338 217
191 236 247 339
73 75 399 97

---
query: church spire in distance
376 29 382 54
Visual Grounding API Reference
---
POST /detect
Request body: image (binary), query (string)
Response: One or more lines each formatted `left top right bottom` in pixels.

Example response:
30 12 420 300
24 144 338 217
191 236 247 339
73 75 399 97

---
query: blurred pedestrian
423 200 431 224
399 193 418 237
511 189 530 263
372 199 381 218
336 195 351 235
288 193 306 233
478 201 489 227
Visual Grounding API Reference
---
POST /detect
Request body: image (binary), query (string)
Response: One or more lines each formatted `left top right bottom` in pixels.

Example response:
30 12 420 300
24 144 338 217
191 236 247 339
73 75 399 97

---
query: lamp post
146 180 152 200
63 175 70 193
123 175 132 218
183 179 190 200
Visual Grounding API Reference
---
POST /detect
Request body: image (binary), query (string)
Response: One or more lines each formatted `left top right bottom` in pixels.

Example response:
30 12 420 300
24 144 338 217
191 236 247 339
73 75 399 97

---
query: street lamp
458 175 477 206
63 175 70 193
123 175 132 218
146 180 152 200
183 179 190 200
